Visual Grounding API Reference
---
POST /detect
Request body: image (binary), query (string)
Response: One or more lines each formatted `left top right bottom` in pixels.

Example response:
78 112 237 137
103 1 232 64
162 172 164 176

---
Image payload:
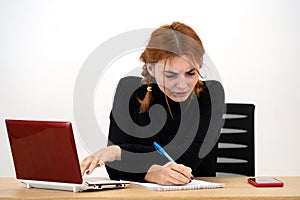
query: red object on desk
248 178 284 187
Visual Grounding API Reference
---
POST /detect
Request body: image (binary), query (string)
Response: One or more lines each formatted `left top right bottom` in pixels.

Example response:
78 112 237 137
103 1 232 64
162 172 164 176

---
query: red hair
138 22 205 114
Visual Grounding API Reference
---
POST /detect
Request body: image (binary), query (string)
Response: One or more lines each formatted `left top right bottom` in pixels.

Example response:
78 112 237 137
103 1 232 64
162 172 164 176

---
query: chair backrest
216 103 255 176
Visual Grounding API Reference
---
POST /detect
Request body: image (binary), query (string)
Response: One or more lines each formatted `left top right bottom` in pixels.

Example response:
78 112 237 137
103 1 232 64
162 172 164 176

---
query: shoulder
114 76 145 95
201 80 225 111
116 76 143 91
202 80 225 97
113 76 147 103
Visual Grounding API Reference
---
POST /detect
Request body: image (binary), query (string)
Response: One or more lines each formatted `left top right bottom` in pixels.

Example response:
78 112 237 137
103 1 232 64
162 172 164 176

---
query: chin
170 95 189 102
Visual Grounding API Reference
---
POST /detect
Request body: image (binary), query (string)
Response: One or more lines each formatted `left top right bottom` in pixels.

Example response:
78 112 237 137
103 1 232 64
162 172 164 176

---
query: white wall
1 0 299 178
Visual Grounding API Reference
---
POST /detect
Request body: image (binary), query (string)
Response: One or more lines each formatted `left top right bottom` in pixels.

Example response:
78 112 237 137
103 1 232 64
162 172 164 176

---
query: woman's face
147 56 199 102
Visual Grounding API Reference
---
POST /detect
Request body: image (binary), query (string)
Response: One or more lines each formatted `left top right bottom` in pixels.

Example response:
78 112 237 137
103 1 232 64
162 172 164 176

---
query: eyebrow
164 68 196 74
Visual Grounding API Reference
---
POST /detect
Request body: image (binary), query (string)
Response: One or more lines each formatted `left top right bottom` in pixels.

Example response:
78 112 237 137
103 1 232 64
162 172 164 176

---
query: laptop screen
5 119 83 184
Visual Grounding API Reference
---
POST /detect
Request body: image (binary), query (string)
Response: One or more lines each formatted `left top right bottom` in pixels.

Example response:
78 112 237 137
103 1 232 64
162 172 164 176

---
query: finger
161 163 190 185
80 157 92 176
169 163 193 180
97 159 104 167
168 176 188 185
87 158 100 175
162 168 189 185
157 169 183 186
171 163 192 178
168 168 191 185
179 164 193 178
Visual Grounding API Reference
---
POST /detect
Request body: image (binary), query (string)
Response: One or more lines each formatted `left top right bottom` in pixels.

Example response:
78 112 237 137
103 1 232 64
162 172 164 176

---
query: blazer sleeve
181 80 225 175
160 80 225 176
105 77 165 182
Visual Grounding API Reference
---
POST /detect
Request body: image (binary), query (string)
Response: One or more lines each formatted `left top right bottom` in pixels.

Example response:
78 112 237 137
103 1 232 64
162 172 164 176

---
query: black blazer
105 76 225 182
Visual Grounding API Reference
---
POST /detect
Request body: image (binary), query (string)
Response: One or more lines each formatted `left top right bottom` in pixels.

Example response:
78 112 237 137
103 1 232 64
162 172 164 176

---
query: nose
175 76 188 89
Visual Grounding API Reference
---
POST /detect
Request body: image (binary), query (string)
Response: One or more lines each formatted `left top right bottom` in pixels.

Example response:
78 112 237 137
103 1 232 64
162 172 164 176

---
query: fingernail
86 170 90 175
97 163 103 167
191 176 194 180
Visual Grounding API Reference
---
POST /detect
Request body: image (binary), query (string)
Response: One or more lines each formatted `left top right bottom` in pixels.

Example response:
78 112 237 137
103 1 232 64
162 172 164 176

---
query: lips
173 91 188 97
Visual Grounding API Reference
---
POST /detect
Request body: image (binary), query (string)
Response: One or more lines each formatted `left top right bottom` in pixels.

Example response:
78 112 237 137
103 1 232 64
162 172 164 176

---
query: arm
79 77 164 181
105 113 193 184
81 78 224 183
170 80 225 175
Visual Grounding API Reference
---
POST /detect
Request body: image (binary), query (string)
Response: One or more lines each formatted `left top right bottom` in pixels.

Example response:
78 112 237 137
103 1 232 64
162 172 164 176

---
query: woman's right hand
144 162 193 185
80 145 121 176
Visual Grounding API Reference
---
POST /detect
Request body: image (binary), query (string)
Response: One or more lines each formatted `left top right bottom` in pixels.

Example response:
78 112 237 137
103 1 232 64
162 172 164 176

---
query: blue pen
154 141 176 163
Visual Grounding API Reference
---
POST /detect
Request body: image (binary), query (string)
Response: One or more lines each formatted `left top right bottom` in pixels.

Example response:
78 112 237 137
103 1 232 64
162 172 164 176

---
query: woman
80 21 225 186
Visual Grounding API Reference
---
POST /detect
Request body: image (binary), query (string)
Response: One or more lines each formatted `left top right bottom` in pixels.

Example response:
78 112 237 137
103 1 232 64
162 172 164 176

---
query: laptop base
19 179 129 192
20 179 88 192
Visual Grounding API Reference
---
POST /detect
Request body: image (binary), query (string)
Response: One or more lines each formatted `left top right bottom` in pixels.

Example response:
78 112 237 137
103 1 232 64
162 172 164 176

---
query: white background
1 0 299 178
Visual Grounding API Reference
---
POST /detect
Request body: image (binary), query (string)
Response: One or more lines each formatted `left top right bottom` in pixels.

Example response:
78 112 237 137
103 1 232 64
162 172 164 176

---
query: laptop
5 119 129 192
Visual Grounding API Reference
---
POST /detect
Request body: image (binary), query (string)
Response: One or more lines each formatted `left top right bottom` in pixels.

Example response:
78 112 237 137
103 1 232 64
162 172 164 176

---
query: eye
165 74 175 78
164 72 177 78
186 71 196 76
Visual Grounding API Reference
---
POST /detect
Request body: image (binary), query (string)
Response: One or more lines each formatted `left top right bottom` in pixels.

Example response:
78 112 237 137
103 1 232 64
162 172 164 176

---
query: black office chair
216 103 255 176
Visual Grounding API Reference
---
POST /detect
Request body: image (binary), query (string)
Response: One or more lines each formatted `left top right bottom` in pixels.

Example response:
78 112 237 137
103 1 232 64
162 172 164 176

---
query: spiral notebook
131 179 224 191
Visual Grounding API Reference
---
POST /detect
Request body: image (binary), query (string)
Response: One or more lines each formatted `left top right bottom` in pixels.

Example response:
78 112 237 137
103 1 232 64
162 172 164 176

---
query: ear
146 64 155 77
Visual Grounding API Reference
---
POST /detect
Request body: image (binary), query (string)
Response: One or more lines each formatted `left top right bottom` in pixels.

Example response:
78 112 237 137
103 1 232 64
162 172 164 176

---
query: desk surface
1 177 300 200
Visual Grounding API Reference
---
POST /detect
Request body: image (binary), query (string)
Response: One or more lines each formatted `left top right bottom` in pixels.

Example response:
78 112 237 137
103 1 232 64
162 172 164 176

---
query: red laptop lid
5 119 83 184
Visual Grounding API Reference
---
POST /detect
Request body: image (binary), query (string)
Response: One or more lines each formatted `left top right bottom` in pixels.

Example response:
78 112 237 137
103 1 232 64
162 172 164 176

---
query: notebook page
131 179 224 191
